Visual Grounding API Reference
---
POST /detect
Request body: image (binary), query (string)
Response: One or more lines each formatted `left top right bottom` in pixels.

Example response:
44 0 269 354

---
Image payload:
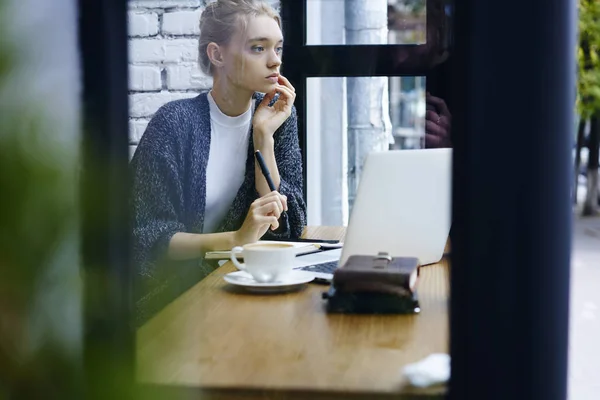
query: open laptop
293 148 452 282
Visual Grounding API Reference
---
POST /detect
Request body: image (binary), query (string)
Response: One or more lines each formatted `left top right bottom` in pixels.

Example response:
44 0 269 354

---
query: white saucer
223 270 315 293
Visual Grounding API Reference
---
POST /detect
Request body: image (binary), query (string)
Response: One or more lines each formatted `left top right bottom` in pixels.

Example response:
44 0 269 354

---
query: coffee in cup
230 242 296 283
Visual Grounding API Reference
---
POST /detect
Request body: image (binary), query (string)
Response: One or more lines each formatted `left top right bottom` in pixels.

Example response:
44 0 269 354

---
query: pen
275 238 340 245
254 149 277 192
254 150 287 224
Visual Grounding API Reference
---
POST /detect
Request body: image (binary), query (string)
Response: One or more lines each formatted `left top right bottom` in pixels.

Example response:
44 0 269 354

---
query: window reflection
388 0 427 44
389 0 452 71
306 0 427 46
389 76 427 150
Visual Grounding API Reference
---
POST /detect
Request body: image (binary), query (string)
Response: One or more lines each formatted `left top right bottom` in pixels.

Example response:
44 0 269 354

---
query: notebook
204 240 343 260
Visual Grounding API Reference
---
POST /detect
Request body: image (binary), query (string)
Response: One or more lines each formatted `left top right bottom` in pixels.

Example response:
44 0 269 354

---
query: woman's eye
276 47 283 54
252 46 264 52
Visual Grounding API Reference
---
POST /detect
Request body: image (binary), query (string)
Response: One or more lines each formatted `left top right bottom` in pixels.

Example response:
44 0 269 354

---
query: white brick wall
127 0 280 153
129 38 199 63
166 64 213 90
128 11 159 37
162 10 202 36
130 0 201 8
129 65 162 91
130 91 199 118
128 0 209 152
129 119 150 143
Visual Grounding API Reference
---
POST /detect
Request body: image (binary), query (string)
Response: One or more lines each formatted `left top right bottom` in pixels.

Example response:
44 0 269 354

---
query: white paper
402 353 450 388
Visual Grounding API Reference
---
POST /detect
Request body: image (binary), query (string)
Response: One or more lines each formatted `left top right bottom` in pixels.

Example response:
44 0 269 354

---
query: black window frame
279 0 443 200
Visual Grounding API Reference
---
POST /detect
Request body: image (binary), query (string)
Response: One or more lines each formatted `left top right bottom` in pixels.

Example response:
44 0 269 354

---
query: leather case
322 252 421 314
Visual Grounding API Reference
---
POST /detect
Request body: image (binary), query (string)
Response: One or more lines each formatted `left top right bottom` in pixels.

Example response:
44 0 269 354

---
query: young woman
130 0 306 323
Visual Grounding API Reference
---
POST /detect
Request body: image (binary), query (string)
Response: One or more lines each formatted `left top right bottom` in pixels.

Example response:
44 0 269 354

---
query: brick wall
127 0 280 157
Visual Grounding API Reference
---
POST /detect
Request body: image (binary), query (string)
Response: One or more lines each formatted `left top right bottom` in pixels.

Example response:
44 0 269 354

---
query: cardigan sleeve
130 104 187 281
261 106 307 240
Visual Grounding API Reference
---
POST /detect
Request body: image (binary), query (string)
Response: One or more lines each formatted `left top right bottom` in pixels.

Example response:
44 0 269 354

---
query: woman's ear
206 42 225 69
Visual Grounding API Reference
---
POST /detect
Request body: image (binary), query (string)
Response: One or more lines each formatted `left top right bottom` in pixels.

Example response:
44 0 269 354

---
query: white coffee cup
230 242 297 283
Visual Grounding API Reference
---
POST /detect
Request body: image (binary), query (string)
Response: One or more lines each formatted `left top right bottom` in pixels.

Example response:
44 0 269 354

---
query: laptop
293 148 452 282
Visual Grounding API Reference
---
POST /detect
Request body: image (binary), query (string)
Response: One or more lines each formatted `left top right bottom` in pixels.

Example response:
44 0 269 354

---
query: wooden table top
136 226 449 399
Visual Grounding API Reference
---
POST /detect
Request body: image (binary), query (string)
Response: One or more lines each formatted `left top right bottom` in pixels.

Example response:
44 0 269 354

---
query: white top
203 91 253 233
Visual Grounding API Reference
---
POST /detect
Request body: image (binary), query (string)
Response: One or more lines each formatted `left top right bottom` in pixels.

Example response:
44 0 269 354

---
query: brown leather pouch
333 253 420 295
323 252 421 314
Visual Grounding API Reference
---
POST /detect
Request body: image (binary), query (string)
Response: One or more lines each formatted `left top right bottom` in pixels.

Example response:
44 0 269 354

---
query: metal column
345 0 391 210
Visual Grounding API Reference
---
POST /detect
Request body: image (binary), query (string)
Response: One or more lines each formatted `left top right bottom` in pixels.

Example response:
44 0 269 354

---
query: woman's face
219 15 284 94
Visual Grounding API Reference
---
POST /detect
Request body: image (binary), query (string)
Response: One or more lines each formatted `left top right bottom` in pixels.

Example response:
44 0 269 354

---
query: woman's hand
425 92 452 148
252 75 296 137
234 191 288 246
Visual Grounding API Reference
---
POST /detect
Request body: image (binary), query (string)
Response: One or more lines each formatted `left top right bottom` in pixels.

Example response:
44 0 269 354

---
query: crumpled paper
402 353 450 388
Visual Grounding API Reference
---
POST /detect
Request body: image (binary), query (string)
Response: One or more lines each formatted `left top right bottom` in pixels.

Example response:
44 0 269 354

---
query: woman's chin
252 81 277 94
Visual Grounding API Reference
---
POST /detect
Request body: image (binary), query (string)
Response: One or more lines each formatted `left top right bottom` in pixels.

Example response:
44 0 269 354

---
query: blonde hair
199 0 282 76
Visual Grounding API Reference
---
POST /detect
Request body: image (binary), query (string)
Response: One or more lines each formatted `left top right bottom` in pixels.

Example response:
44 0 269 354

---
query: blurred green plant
0 1 84 398
577 0 600 216
404 0 426 16
0 0 149 396
577 0 600 118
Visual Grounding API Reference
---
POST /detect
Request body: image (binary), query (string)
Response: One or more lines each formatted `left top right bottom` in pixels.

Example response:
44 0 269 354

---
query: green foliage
405 0 426 15
577 0 600 118
0 1 86 398
0 0 145 397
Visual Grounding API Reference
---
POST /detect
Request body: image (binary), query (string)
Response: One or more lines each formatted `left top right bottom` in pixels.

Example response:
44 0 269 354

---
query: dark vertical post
450 0 575 399
574 118 586 204
280 0 308 202
583 116 600 215
78 0 132 398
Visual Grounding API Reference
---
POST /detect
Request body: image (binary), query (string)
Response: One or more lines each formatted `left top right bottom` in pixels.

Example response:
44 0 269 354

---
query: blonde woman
130 0 306 322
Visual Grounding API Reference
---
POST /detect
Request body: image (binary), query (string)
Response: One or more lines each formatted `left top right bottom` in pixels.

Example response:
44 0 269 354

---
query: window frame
279 0 440 201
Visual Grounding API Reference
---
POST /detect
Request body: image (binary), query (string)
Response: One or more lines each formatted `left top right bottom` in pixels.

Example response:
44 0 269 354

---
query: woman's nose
268 51 282 67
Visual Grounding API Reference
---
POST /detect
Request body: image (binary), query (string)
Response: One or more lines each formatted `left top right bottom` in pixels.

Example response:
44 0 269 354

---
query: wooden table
136 227 449 399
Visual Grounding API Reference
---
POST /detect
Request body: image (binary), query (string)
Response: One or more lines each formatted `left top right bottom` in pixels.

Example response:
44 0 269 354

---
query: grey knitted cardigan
130 91 306 324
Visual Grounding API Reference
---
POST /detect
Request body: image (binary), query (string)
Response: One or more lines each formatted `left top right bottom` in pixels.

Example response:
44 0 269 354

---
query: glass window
306 76 426 226
130 0 457 397
306 0 426 46
389 76 427 150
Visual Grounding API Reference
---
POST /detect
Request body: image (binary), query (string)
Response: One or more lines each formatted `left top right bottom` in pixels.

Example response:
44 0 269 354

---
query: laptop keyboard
298 261 338 274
